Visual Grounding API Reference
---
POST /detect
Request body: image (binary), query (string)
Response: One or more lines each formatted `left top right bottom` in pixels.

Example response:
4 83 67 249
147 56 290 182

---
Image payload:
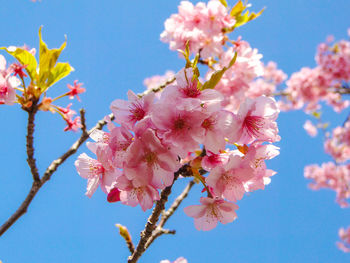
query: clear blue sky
0 0 349 262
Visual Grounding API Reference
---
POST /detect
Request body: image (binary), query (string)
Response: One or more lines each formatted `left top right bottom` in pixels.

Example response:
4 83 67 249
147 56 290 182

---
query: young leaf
46 62 74 87
219 0 228 8
230 0 246 17
234 8 265 28
201 52 237 90
0 46 38 81
38 27 67 91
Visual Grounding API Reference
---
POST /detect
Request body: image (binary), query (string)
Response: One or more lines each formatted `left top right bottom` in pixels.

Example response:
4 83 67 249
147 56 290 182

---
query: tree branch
127 164 198 263
0 112 114 237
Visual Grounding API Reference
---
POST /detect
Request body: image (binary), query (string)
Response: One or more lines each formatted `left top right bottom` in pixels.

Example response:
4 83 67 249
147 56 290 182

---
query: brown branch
127 172 182 263
0 112 114 237
144 180 195 249
127 163 198 263
26 106 40 182
139 77 176 97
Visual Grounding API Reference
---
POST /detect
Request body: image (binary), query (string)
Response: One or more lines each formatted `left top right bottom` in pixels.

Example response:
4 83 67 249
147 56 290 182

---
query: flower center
243 115 265 137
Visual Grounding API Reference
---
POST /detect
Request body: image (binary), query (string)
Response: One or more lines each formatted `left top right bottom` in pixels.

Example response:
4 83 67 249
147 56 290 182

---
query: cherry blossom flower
67 80 85 101
110 90 155 130
75 152 121 197
303 120 318 137
228 96 280 145
304 162 350 208
116 174 160 211
124 129 180 189
0 75 19 105
337 227 350 253
206 154 254 201
184 197 238 231
160 0 235 58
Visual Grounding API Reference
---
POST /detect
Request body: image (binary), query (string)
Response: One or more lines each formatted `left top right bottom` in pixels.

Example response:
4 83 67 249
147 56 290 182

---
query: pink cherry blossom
151 100 206 157
160 0 235 58
184 197 238 231
303 120 318 137
228 96 280 145
161 68 223 113
324 121 350 163
110 90 154 130
0 75 19 105
243 143 279 191
124 129 180 189
201 151 229 171
206 154 255 202
337 227 350 253
304 162 350 208
67 80 85 101
116 174 160 211
75 152 121 197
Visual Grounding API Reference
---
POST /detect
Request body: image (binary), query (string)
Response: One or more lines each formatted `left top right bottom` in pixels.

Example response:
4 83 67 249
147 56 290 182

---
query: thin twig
26 106 40 182
139 77 176 97
0 112 114 237
41 112 114 184
144 180 195 249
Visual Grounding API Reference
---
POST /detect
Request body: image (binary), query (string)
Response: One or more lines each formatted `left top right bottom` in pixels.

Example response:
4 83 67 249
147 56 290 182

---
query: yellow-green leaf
230 0 246 17
311 111 321 119
234 8 264 28
46 62 74 87
219 0 228 8
0 46 37 81
38 27 67 91
201 52 237 90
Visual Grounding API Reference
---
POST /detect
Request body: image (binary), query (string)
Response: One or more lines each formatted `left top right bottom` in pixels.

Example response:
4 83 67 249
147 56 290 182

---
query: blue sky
0 0 349 262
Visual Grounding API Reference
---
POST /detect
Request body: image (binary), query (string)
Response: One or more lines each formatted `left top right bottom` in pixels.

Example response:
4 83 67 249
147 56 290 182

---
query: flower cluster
210 39 286 112
337 226 350 253
279 32 350 112
75 66 280 230
0 55 22 105
324 121 350 163
304 162 350 208
160 0 236 59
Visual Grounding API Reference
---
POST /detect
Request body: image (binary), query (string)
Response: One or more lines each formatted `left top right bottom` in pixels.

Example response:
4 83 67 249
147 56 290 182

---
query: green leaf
311 111 321 119
234 8 265 28
201 52 237 90
46 62 74 87
230 0 246 17
38 26 67 91
0 46 38 81
219 0 228 8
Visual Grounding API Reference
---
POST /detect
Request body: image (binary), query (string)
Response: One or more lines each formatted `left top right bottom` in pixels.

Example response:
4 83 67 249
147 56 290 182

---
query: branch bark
127 164 197 263
26 106 40 182
0 111 114 237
